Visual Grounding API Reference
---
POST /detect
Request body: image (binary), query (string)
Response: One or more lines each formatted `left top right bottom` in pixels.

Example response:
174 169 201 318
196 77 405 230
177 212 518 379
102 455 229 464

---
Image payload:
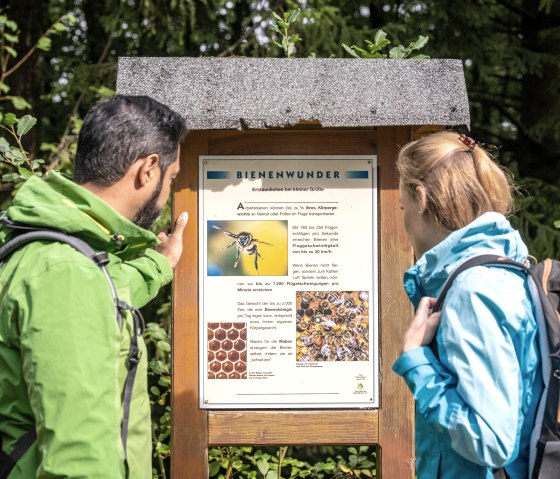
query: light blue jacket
392 212 543 478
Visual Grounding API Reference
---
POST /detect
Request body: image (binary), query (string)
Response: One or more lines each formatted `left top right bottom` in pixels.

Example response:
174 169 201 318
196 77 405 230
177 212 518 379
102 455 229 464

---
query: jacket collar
5 171 159 258
404 212 527 307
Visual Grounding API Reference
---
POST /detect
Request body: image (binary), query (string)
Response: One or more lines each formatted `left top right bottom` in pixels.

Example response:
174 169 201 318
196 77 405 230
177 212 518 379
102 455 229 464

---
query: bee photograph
295 290 370 362
207 220 288 276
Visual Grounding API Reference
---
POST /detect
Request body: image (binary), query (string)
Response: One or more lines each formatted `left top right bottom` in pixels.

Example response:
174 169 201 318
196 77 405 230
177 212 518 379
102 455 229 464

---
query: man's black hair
73 95 188 186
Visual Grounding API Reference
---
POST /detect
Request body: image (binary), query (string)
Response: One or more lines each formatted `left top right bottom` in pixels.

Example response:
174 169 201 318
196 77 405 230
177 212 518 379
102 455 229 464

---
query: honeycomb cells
207 322 247 379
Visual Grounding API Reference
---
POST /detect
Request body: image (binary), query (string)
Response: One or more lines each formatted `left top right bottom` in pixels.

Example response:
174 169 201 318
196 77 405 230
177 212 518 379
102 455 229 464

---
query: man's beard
132 177 163 230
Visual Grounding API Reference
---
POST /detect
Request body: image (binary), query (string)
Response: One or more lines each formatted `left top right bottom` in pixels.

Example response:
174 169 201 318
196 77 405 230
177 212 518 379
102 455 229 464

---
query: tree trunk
520 0 560 181
3 0 49 159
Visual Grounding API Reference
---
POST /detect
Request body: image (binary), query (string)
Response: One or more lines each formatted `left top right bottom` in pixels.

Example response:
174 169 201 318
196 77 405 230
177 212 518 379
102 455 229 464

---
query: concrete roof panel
116 57 470 130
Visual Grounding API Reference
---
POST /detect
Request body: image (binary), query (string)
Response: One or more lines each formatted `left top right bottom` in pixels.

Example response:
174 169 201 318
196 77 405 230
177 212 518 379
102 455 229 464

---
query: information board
199 156 378 408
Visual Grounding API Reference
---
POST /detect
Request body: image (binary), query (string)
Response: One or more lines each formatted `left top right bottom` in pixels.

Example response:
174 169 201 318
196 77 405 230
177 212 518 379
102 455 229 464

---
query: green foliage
0 13 76 110
145 320 172 479
207 445 376 478
270 9 302 58
0 112 44 183
342 30 429 59
511 175 560 260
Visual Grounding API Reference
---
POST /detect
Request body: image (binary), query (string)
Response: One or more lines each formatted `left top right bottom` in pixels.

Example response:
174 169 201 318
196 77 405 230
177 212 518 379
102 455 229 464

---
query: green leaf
4 45 17 58
374 29 387 44
150 386 160 396
0 82 10 94
269 24 281 33
0 17 18 31
3 33 18 43
1 173 19 183
36 36 52 52
287 9 301 23
16 115 37 136
554 220 560 229
3 113 17 126
31 159 44 169
272 12 283 22
88 85 116 99
53 21 69 33
158 376 171 387
389 46 405 59
0 137 9 150
411 54 430 59
5 147 25 164
208 461 221 477
289 34 301 43
413 35 429 50
156 340 171 352
352 46 371 56
342 43 360 58
17 167 33 179
65 14 77 25
257 458 269 475
364 40 382 53
9 96 31 110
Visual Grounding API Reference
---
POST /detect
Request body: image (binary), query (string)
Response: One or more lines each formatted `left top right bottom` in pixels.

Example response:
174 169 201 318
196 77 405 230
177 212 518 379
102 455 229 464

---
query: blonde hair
397 131 515 232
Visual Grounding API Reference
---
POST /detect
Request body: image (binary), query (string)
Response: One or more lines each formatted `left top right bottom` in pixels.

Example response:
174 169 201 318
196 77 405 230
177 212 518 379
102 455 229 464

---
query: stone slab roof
116 57 470 130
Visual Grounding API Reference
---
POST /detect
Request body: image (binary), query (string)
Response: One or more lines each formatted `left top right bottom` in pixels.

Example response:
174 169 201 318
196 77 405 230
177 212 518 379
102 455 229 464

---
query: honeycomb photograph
296 291 369 362
208 322 248 379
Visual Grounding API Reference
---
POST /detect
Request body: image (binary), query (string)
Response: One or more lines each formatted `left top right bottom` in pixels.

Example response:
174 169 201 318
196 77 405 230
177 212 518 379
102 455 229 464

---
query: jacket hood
2 171 159 258
404 212 528 307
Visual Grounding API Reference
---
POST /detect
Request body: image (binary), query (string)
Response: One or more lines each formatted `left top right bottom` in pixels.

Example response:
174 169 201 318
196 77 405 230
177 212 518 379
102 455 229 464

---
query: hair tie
458 134 477 150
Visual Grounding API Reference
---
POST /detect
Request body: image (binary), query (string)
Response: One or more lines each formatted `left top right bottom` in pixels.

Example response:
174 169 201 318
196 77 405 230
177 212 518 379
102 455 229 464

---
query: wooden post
172 127 415 477
377 126 415 478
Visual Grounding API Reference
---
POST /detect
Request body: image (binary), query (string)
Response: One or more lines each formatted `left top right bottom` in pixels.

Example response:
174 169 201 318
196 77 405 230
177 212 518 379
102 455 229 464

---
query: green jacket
0 172 173 478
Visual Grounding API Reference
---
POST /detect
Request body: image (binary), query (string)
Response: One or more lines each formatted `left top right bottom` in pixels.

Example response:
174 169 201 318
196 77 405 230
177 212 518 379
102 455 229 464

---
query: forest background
1 1 559 478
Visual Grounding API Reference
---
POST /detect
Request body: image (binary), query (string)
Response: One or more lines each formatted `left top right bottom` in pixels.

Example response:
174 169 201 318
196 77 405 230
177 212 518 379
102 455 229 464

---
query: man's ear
415 185 428 214
136 154 160 187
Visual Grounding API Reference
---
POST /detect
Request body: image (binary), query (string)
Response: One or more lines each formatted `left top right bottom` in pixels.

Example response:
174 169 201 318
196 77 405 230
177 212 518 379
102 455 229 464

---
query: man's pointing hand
155 212 188 268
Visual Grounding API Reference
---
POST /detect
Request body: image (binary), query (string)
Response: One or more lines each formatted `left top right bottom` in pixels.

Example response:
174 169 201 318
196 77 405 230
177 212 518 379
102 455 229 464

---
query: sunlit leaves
343 29 430 59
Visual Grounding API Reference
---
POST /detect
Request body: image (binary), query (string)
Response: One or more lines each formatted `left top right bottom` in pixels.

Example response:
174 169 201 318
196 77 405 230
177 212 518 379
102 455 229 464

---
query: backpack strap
0 429 37 479
0 218 144 468
429 254 527 360
433 254 526 313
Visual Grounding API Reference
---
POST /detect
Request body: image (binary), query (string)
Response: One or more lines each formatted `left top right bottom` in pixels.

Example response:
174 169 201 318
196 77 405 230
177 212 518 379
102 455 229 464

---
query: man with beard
0 95 188 478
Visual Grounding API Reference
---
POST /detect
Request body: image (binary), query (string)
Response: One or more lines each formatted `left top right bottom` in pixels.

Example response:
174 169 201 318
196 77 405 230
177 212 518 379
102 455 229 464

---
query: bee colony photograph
207 220 288 276
296 291 369 362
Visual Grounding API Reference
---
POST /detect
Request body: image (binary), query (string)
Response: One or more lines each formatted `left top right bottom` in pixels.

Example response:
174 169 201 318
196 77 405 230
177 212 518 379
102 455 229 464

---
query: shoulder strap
429 254 526 359
433 254 527 313
0 429 37 479
0 219 143 470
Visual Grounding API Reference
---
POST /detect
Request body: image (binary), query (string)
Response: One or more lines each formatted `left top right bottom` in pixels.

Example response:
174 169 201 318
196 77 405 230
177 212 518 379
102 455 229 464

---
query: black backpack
0 217 145 478
433 254 560 479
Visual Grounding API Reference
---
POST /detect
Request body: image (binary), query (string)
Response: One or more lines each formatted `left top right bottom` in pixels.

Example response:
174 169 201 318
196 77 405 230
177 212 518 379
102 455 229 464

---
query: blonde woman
392 131 543 479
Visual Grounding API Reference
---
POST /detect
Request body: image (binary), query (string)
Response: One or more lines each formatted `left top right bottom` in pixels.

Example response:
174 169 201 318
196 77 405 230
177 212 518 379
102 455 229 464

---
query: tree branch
493 0 533 19
4 14 67 79
217 20 260 57
46 13 117 173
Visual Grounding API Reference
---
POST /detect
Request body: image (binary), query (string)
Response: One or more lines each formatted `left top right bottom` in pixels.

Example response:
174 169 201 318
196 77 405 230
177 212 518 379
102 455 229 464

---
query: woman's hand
400 297 442 354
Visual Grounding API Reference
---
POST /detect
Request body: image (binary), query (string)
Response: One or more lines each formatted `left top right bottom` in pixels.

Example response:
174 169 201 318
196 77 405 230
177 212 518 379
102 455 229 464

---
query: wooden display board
172 126 415 478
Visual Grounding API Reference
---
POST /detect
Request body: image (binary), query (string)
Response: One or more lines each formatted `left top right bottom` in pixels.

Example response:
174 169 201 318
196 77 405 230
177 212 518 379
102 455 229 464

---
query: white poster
199 156 378 408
